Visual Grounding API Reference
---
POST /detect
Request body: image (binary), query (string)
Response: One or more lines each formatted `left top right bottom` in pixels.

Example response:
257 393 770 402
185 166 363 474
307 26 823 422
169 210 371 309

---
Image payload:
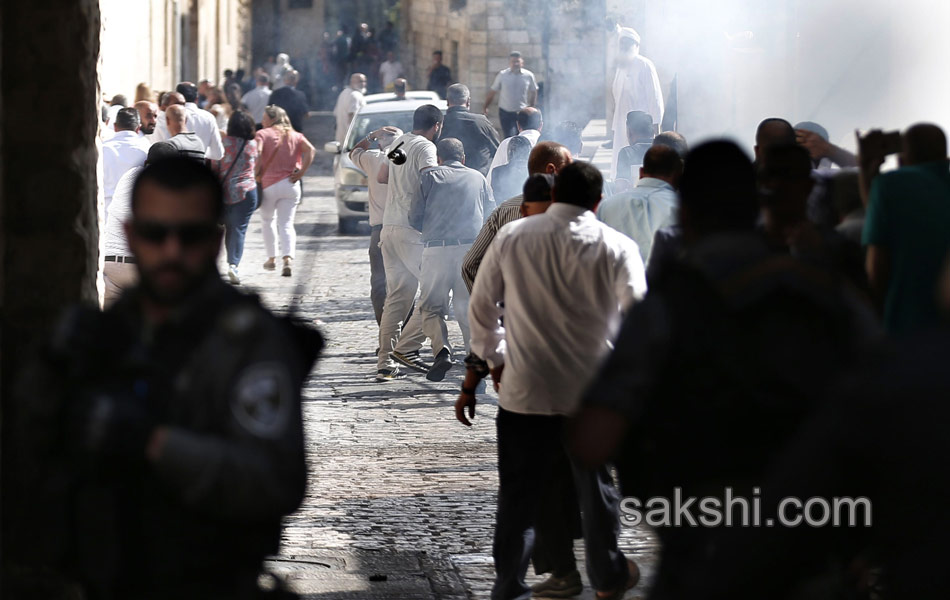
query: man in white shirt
486 107 542 187
374 105 443 381
334 73 367 144
483 51 539 138
241 73 273 126
102 107 149 221
102 142 184 306
598 144 681 266
378 51 403 91
610 29 664 177
463 162 646 600
176 82 224 160
350 126 403 327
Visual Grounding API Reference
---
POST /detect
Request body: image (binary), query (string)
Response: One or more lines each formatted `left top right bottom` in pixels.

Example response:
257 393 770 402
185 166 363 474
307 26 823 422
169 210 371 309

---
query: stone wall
404 0 606 129
99 0 251 101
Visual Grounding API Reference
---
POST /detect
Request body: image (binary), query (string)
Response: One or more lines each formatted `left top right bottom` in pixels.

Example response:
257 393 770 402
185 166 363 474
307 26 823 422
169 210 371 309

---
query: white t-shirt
351 147 390 227
333 87 366 143
102 130 148 219
490 68 539 113
184 102 225 160
241 86 272 124
383 132 438 228
379 60 403 88
103 166 142 256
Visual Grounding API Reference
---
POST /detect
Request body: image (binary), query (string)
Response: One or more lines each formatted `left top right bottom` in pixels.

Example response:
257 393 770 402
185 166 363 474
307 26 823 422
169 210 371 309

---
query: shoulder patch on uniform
231 362 293 438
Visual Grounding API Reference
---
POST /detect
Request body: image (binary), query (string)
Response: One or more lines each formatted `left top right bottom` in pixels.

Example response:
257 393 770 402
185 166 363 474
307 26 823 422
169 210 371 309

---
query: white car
324 95 447 233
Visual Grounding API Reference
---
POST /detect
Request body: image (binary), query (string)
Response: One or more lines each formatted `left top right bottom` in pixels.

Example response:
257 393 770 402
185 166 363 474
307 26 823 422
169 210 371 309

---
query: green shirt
862 160 950 334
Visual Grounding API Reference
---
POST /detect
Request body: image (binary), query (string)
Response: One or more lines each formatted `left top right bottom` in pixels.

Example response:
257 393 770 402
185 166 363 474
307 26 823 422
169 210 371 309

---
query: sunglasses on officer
131 220 220 245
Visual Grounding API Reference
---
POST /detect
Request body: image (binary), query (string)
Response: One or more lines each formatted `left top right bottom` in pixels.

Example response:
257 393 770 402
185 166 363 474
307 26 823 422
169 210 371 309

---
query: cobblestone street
229 117 659 599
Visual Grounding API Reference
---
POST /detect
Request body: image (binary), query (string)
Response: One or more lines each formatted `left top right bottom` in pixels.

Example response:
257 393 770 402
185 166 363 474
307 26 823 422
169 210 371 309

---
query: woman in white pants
255 105 315 276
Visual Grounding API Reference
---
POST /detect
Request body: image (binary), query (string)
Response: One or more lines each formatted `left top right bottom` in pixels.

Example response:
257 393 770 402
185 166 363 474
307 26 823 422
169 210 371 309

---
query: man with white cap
610 28 664 179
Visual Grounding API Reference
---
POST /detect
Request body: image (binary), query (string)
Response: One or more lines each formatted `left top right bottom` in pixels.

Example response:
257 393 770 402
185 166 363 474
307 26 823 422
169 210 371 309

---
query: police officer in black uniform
23 156 321 599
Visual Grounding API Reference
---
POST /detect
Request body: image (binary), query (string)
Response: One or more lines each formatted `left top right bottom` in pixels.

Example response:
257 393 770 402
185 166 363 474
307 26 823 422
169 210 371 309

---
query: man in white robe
611 28 664 178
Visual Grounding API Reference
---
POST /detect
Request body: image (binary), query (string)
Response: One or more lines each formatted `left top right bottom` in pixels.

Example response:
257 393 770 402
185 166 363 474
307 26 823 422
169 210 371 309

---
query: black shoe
391 350 430 373
426 348 454 382
530 570 583 597
376 367 407 382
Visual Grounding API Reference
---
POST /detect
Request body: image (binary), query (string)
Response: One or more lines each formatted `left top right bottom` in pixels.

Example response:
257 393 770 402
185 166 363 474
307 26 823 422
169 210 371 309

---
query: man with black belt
102 142 186 306
409 138 494 381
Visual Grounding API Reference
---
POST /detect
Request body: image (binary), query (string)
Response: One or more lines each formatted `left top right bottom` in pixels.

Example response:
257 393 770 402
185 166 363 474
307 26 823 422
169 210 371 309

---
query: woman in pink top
255 105 315 276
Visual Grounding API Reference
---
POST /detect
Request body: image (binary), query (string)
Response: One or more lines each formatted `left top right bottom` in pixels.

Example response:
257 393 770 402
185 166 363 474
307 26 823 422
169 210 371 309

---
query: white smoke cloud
639 0 950 151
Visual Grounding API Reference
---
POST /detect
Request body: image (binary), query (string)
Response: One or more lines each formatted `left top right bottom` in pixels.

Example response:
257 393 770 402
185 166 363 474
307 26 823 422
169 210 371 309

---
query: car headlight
341 168 368 187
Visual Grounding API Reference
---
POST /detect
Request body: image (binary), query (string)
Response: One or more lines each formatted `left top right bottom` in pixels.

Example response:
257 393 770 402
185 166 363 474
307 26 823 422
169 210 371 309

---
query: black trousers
491 408 629 600
499 109 519 139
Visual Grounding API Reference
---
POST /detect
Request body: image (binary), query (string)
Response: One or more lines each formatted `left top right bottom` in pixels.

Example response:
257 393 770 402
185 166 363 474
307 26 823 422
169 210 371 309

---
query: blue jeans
223 187 258 266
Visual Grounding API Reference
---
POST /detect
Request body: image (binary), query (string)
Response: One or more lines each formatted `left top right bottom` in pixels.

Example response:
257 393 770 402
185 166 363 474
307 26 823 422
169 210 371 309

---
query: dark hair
437 138 465 162
176 82 199 103
643 145 684 179
413 104 444 131
509 51 522 59
433 50 443 57
680 141 758 233
235 68 246 79
553 162 603 209
394 79 407 94
904 123 948 165
227 110 256 140
551 121 583 156
755 118 796 149
224 69 234 78
256 73 270 85
523 173 555 204
758 143 813 182
114 107 141 131
111 94 128 107
145 141 180 165
517 108 542 131
507 136 533 162
626 111 654 140
132 157 224 221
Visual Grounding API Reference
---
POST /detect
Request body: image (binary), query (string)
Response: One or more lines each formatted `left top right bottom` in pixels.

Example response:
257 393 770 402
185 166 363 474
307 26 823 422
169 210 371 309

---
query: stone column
1 0 101 581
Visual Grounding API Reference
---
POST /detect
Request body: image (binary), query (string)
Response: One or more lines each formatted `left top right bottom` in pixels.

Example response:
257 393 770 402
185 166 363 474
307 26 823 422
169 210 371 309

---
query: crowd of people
343 33 950 600
99 71 316 301
85 23 950 600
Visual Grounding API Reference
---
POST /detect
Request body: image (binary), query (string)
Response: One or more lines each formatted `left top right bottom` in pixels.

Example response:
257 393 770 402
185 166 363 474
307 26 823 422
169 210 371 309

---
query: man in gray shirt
484 51 539 138
409 138 494 381
164 104 207 161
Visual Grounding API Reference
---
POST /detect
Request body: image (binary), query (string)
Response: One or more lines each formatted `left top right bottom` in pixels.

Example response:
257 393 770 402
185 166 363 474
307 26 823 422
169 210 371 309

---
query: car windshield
345 111 416 151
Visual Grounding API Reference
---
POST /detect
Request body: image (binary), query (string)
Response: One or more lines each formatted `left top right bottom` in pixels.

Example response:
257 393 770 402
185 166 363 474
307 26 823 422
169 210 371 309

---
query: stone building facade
99 0 252 101
401 0 610 128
